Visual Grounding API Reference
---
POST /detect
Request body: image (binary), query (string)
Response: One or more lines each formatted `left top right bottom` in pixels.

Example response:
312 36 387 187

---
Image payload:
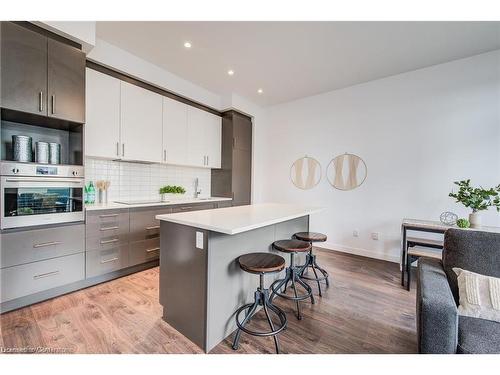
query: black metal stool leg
232 299 259 350
290 274 302 320
311 265 322 296
262 301 280 353
296 277 314 304
233 272 287 354
312 257 330 287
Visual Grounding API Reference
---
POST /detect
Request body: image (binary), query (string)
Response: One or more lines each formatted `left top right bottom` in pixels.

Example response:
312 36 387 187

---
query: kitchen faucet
194 177 201 198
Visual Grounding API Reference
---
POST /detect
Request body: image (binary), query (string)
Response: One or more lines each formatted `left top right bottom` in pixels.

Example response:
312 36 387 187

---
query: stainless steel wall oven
1 162 84 229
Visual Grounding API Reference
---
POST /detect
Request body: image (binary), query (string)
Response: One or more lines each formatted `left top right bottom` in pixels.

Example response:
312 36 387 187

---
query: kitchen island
156 203 321 352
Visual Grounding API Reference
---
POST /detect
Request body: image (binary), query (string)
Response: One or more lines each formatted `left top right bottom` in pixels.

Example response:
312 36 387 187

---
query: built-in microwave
0 162 85 230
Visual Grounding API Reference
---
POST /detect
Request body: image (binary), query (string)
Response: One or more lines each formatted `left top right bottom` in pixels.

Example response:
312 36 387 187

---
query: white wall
254 50 500 262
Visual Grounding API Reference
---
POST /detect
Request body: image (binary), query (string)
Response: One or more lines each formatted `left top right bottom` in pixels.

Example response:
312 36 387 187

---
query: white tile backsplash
85 158 211 202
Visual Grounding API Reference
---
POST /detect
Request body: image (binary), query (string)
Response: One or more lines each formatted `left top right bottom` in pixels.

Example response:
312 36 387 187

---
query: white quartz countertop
85 197 232 211
156 203 323 235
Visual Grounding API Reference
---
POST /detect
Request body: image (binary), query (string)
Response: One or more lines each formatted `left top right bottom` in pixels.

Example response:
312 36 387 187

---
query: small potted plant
449 180 500 227
159 185 186 202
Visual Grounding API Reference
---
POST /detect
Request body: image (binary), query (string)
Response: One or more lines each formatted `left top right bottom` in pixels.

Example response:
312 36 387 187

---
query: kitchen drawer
85 245 129 279
129 207 171 242
86 209 129 238
216 201 233 208
85 233 129 252
1 224 85 269
0 252 84 303
129 238 160 266
171 202 216 213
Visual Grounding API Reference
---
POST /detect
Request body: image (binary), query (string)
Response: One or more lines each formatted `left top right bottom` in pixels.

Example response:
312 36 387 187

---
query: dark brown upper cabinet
1 22 85 124
1 22 48 116
211 111 252 206
47 38 85 123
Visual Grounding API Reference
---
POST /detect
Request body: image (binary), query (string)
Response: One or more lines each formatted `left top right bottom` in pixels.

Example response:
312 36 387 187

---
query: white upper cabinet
187 106 209 167
205 112 222 168
85 69 221 167
162 97 188 165
120 81 163 163
85 68 121 159
186 107 222 168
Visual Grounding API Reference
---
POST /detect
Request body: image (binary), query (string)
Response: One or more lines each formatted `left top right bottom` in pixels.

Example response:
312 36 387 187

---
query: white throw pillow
453 267 500 323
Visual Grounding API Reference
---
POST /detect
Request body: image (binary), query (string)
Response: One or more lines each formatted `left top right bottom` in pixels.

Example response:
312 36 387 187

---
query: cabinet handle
33 270 60 280
145 225 160 230
100 257 119 264
164 149 167 162
51 95 56 114
100 238 119 245
146 247 160 253
99 213 118 218
100 226 119 231
180 206 193 211
122 143 125 157
39 91 44 112
116 142 120 157
206 155 209 166
33 241 61 248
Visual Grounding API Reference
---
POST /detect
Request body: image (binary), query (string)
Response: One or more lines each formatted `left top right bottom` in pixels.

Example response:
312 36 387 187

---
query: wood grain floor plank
0 249 417 354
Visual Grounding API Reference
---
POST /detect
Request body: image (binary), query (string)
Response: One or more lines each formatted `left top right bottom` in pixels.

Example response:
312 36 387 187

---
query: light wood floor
0 249 417 354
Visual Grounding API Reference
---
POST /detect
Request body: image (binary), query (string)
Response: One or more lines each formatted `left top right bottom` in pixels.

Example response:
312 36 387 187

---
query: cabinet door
47 38 85 123
0 22 47 116
187 106 208 167
206 113 222 168
163 97 188 165
85 68 121 159
120 81 163 163
232 148 252 206
233 112 252 151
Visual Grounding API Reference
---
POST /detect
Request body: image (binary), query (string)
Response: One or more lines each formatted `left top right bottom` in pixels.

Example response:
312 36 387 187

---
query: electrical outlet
371 232 379 240
353 230 359 237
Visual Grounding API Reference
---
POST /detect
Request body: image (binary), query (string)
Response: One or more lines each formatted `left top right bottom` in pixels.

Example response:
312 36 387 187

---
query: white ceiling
96 22 500 107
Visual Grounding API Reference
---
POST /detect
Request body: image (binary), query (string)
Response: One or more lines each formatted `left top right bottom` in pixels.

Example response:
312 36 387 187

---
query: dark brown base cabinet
211 111 252 206
0 22 85 124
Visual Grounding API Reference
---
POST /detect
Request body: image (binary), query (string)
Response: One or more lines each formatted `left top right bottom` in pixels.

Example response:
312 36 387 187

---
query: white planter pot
161 193 184 202
469 212 482 228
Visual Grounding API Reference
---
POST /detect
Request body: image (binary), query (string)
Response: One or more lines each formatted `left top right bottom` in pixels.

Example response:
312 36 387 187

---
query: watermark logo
0 346 73 354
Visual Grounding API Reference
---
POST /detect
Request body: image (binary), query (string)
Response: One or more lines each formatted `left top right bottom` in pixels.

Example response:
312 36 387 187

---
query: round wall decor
290 156 322 190
326 153 367 191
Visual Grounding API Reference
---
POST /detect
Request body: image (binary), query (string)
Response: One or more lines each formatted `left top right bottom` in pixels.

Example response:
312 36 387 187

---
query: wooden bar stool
232 252 288 354
294 232 329 296
270 239 314 320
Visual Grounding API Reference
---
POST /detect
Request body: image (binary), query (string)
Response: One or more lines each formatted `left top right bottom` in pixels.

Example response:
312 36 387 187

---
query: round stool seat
273 239 311 253
238 253 285 274
294 232 327 242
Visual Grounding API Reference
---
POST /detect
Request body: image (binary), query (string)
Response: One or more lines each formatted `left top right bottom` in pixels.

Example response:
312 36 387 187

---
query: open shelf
0 114 83 166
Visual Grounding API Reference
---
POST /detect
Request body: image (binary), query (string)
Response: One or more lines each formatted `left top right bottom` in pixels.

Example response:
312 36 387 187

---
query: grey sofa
416 228 500 354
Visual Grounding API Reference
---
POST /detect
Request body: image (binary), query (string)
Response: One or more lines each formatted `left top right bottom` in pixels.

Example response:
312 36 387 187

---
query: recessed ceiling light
227 69 234 76
257 89 263 94
183 41 192 48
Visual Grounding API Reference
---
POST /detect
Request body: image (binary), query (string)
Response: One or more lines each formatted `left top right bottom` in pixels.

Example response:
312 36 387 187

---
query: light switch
196 231 204 249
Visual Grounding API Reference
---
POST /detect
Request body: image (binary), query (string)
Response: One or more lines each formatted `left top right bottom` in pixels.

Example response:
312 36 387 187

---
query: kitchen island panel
159 222 208 350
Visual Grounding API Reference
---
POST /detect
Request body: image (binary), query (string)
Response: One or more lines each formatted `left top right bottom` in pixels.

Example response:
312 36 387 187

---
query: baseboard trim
315 242 400 264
